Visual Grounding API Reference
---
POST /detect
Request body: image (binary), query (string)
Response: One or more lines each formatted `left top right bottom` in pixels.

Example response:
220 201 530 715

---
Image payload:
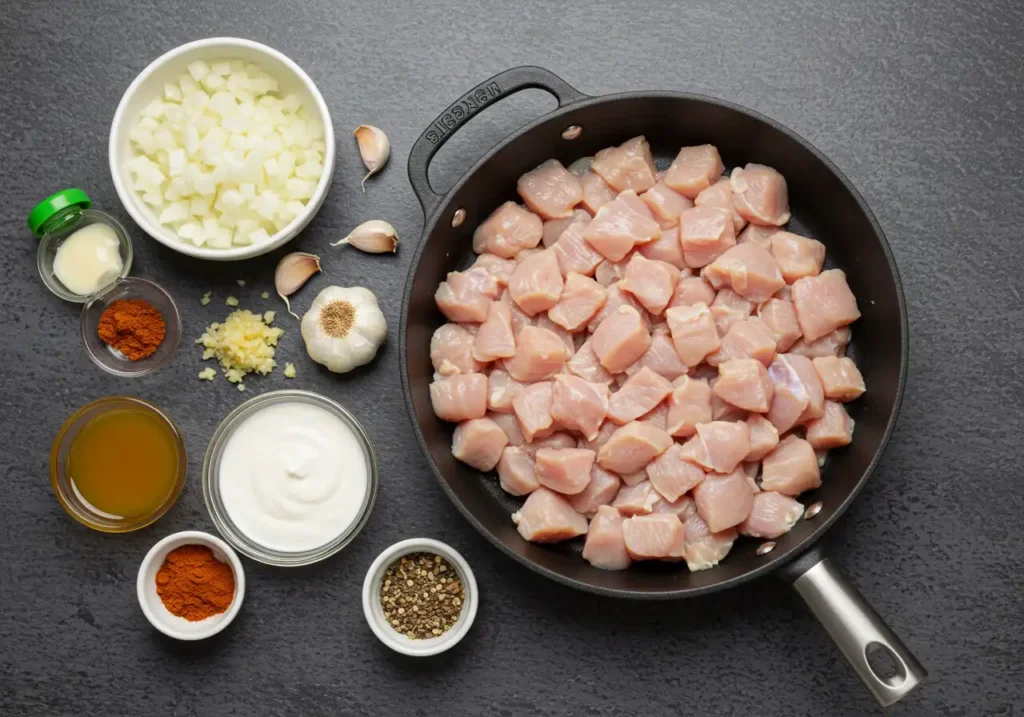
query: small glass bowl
50 396 187 532
38 208 133 303
202 390 379 566
80 277 182 377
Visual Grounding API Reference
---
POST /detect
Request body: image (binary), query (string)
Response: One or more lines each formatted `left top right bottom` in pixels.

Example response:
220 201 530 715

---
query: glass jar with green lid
29 189 133 302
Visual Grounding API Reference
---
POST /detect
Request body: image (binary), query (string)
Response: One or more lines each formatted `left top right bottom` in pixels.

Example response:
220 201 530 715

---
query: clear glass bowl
37 208 133 302
80 277 181 377
50 396 187 532
202 390 379 566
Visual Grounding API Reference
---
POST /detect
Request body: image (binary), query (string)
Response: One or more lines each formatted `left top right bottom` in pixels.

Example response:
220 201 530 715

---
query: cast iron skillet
399 66 926 706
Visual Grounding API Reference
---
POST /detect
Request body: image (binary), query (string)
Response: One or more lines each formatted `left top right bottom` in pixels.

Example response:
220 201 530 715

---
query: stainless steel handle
792 558 927 707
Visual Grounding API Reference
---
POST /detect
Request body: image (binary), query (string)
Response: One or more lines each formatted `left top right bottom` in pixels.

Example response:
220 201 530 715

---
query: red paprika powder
96 298 165 361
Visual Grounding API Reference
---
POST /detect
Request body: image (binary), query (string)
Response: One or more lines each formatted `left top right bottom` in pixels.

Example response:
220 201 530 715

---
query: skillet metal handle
784 554 927 707
407 66 588 216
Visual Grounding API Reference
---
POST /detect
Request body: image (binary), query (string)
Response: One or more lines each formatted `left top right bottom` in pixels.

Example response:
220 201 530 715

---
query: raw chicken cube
551 374 610 441
612 479 661 516
497 446 539 496
526 432 578 457
548 272 607 331
597 421 673 474
638 225 687 270
499 288 533 335
681 420 751 474
692 466 755 533
430 373 488 422
587 282 651 333
552 216 605 277
582 505 631 570
694 178 746 232
813 356 866 401
486 410 523 448
713 358 774 412
761 435 821 496
704 243 786 303
473 301 516 361
730 163 791 226
766 353 824 432
638 400 669 431
535 448 595 495
709 288 754 336
770 232 826 283
452 417 509 471
591 136 658 193
621 253 680 314
668 275 717 310
471 253 517 286
435 268 499 322
791 269 861 342
646 443 706 501
708 316 778 367
665 302 720 367
745 413 780 461
517 159 583 220
583 190 662 261
504 326 568 382
594 257 630 287
640 182 695 228
625 333 689 382
652 494 698 520
431 323 483 376
619 469 649 487
579 421 618 454
737 224 779 249
591 306 652 373
512 381 555 441
512 487 588 542
682 512 737 571
487 369 525 413
567 338 615 384
805 401 855 449
663 145 725 198
708 377 746 422
758 297 802 352
472 201 543 258
666 376 713 437
608 367 674 424
508 249 565 316
789 327 852 358
739 491 804 538
570 465 622 516
535 314 575 357
679 206 737 268
622 513 686 560
541 208 591 248
580 171 618 214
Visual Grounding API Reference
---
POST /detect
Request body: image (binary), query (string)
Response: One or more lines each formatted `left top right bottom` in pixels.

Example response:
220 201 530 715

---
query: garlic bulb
301 286 387 373
353 125 390 191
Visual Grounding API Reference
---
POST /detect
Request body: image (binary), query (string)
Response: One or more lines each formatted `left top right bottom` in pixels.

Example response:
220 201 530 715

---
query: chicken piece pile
429 137 865 572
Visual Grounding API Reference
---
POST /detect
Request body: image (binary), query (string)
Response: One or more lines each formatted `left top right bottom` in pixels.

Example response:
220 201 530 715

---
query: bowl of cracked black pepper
362 538 478 656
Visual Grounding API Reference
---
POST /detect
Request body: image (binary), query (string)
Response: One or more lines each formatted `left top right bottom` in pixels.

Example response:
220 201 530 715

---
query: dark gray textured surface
1 1 1021 714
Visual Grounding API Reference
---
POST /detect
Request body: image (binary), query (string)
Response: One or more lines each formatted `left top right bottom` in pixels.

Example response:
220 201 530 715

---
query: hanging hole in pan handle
407 66 589 217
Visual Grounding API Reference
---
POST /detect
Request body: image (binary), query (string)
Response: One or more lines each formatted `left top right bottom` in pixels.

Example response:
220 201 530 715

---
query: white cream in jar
218 400 370 552
52 222 124 296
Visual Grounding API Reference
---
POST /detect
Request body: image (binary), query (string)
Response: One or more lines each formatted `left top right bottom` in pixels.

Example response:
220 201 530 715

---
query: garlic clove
275 252 322 318
353 125 390 191
330 220 398 254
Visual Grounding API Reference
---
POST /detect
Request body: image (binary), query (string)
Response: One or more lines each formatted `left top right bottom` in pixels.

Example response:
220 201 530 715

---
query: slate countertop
1 1 1021 715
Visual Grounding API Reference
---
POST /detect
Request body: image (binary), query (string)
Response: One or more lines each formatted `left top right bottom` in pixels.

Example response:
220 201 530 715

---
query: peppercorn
379 552 465 639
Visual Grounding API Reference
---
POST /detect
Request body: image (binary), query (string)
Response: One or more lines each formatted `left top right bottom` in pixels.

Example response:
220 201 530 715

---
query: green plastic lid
27 189 92 238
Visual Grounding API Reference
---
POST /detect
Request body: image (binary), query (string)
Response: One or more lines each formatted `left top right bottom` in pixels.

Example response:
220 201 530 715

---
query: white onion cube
187 60 211 82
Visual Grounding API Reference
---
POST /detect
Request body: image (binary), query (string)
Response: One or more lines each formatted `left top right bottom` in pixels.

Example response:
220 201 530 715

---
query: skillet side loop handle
407 66 588 217
787 556 927 707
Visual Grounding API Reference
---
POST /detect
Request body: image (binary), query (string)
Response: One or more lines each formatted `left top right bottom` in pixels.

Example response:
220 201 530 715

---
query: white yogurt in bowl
203 391 377 565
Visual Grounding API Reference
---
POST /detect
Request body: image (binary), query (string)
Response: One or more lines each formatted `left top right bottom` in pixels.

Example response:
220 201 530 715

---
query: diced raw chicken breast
682 420 751 474
535 314 575 358
761 435 821 496
709 288 754 336
621 253 680 314
489 411 525 446
583 505 631 570
594 258 630 287
542 208 591 248
472 201 543 258
548 272 607 331
505 326 567 382
583 191 662 262
665 302 720 367
679 206 737 268
571 465 622 516
638 225 687 270
663 145 725 198
713 358 774 413
551 374 610 441
622 513 686 560
487 369 525 413
737 224 779 249
646 443 706 501
471 253 517 285
517 159 583 220
667 275 716 311
567 338 615 385
618 469 649 487
653 494 698 520
512 487 588 542
552 217 605 277
591 306 652 373
608 367 674 424
534 448 595 495
806 401 855 449
739 491 804 538
431 323 483 376
692 466 755 533
508 249 565 316
730 163 791 226
708 316 778 367
790 326 851 358
625 333 689 382
597 421 673 474
514 247 542 265
709 377 746 422
638 400 669 431
499 288 532 335
791 269 861 342
612 480 661 516
430 373 488 422
813 356 866 401
435 268 499 322
579 420 619 452
525 432 578 457
473 301 516 361
587 282 651 332
682 511 737 571
512 381 555 441
591 136 658 193
745 413 780 461
497 446 539 496
695 178 746 232
704 243 786 303
641 182 695 228
666 376 713 437
452 417 509 471
580 171 619 215
758 297 802 352
766 353 824 432
771 232 826 283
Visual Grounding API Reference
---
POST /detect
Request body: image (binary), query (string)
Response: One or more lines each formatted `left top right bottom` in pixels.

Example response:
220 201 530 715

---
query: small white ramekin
109 37 336 261
362 538 478 656
137 530 245 640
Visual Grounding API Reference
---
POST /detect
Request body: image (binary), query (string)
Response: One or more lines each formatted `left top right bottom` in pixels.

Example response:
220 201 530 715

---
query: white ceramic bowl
109 37 336 261
362 538 478 656
137 530 246 640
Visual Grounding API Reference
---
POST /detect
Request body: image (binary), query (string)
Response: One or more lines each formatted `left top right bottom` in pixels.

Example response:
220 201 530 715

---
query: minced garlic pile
196 309 283 383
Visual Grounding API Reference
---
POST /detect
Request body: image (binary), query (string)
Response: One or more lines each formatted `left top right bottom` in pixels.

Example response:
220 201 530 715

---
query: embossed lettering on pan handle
407 66 588 216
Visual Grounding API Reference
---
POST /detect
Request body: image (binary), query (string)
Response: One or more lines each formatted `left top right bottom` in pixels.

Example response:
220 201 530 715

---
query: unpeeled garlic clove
330 220 398 253
353 125 390 191
275 252 322 318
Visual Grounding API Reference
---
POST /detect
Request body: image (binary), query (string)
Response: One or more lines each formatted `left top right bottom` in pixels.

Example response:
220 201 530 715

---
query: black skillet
399 66 926 706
